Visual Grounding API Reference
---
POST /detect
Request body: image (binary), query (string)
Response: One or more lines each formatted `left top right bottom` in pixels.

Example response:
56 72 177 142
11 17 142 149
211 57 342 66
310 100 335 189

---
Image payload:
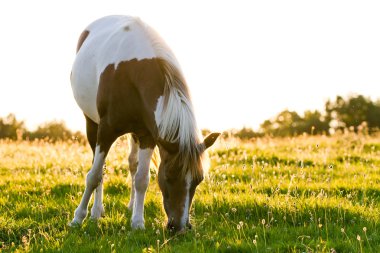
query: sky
1 0 379 132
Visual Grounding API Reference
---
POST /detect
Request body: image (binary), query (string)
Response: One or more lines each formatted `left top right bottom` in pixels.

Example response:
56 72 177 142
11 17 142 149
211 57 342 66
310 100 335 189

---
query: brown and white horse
70 15 219 232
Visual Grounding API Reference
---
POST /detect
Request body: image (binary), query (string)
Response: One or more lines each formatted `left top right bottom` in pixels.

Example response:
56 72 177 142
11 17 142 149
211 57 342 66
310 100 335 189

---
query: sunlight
0 0 379 132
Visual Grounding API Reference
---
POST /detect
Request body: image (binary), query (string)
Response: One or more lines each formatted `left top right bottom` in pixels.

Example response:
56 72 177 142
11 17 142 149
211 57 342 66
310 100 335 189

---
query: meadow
0 134 379 252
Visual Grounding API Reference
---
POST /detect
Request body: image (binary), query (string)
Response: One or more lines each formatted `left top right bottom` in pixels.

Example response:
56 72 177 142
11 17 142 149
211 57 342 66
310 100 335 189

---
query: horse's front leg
131 147 153 229
128 135 139 210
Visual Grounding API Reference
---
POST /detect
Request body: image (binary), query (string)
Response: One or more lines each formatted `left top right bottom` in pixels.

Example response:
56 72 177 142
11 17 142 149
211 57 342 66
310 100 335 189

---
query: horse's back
71 15 164 124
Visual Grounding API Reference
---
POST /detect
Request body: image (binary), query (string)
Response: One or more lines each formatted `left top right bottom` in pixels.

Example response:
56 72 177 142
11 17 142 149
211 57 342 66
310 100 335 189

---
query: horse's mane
136 18 207 180
156 58 207 180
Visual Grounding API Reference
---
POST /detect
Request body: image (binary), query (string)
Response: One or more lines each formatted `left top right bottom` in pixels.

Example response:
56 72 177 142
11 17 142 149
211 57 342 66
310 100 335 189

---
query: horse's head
157 132 220 233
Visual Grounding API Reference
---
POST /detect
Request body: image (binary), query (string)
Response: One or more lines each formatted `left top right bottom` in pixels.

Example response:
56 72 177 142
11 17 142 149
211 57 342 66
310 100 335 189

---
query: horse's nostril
166 221 185 234
166 221 175 231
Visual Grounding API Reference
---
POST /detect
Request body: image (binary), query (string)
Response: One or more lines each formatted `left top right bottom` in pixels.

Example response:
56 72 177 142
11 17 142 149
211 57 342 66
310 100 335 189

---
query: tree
325 95 380 133
260 110 303 136
27 121 85 142
235 127 262 139
298 110 329 135
0 114 26 140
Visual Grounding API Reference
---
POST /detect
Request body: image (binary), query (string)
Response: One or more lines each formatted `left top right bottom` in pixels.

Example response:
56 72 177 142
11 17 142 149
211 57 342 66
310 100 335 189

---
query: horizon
2 92 378 134
1 1 380 133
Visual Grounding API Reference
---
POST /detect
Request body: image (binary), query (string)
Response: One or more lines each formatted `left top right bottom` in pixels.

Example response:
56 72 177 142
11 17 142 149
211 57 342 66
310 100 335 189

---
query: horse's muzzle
166 220 192 233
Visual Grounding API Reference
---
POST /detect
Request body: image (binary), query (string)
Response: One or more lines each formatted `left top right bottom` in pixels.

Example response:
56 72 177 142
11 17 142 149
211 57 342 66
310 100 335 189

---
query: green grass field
0 134 380 252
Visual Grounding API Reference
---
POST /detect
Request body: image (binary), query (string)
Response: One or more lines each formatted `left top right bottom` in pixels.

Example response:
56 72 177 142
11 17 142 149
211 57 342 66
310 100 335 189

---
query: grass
0 133 380 252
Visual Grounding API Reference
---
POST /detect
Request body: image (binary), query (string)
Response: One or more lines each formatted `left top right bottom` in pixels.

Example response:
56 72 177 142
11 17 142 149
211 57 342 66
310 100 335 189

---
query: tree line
1 94 379 141
232 94 380 139
0 114 85 142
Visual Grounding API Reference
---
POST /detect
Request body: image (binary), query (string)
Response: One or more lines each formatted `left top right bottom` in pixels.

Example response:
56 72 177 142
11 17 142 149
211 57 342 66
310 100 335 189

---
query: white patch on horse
180 171 192 228
71 145 105 225
71 15 180 124
154 96 164 127
131 148 153 229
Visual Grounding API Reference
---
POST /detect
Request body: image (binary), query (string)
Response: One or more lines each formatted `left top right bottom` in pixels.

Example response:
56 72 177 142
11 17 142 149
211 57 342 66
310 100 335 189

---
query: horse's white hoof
69 219 83 227
131 219 145 230
70 208 87 226
91 205 105 219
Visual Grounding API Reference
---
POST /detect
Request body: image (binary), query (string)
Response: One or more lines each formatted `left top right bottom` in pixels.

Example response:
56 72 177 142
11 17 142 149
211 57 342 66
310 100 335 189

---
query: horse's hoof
68 219 82 227
90 205 105 219
131 220 145 230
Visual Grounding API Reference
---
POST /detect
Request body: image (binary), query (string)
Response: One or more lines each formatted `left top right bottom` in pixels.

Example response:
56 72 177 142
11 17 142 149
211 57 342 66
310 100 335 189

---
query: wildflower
253 239 257 245
318 224 323 228
156 229 160 235
237 224 241 230
231 207 237 213
261 219 265 225
22 236 28 246
363 227 367 232
357 235 361 241
341 228 345 233
239 221 244 227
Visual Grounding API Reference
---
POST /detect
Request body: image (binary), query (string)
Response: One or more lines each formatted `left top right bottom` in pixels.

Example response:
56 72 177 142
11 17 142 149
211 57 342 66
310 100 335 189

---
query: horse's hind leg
127 134 139 210
70 119 117 225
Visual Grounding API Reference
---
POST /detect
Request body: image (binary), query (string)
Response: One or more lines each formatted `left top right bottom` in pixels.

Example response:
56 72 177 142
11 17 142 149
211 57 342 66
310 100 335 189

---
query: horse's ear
157 138 179 154
202 132 221 150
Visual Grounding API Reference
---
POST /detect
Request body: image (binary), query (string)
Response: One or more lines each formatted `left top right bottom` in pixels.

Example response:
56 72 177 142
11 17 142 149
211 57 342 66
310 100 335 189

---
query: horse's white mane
137 19 208 179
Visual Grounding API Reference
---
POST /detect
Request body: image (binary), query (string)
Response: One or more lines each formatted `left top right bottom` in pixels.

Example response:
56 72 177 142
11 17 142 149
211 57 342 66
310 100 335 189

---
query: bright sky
1 1 379 132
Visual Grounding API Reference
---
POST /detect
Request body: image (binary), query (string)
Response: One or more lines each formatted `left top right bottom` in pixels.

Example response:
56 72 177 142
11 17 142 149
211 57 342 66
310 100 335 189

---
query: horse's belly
71 56 100 124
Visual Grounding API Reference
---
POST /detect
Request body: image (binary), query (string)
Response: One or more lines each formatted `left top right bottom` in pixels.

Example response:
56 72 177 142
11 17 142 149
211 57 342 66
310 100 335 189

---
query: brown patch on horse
76 30 90 53
96 58 166 152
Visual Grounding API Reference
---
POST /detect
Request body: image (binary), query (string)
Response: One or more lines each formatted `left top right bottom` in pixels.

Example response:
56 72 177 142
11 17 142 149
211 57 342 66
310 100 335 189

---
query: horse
69 15 220 232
